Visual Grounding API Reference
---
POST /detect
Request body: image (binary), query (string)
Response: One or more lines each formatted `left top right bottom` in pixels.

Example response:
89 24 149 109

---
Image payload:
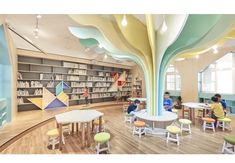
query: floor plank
1 106 235 154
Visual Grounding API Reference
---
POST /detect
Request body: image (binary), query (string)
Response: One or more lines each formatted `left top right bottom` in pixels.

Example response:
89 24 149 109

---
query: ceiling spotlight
34 28 39 33
212 45 218 54
195 55 199 59
98 44 102 48
175 58 185 61
160 15 168 33
36 15 42 19
34 35 39 39
121 15 128 27
104 54 108 59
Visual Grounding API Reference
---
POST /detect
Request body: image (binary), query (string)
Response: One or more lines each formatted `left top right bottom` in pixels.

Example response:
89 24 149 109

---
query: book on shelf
40 74 44 80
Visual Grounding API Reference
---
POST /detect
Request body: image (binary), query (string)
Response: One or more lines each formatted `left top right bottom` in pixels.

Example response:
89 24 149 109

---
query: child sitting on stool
214 93 227 116
127 99 141 121
210 96 224 126
163 92 173 112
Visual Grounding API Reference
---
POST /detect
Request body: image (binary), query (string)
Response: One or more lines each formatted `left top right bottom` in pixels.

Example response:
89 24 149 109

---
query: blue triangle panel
45 98 66 109
62 81 70 90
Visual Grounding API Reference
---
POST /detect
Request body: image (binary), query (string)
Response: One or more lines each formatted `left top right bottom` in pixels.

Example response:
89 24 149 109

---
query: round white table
128 98 146 102
133 109 178 135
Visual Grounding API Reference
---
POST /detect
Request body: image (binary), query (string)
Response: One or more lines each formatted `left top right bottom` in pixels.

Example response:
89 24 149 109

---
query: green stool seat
218 118 232 122
224 135 235 145
126 113 134 117
94 132 110 143
179 119 192 125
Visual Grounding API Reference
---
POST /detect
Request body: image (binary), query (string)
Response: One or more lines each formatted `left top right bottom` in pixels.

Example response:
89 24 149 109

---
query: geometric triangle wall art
27 81 70 110
45 98 66 109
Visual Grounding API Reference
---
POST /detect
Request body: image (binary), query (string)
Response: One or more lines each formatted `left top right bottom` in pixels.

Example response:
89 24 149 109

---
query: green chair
222 135 235 154
217 117 232 131
94 132 110 154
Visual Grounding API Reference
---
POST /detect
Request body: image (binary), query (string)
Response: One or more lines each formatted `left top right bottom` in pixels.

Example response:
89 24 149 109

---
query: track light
121 15 128 27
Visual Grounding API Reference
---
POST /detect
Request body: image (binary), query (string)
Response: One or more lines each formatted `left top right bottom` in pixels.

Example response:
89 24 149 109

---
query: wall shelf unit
17 55 132 111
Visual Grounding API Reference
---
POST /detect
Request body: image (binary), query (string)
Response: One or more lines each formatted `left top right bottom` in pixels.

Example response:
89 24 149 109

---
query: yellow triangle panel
42 87 56 109
27 98 43 109
57 92 69 106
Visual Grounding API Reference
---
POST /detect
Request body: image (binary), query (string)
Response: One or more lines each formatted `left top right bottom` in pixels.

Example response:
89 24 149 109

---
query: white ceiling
2 14 137 66
134 14 164 30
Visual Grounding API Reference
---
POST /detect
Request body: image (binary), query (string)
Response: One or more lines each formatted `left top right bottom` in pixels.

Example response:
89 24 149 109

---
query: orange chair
133 121 146 138
202 117 215 132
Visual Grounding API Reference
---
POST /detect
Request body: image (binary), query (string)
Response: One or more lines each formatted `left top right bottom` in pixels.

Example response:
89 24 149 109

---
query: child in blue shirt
163 92 173 112
127 99 141 114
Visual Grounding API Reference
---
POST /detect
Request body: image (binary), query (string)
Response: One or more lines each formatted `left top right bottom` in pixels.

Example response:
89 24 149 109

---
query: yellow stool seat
202 117 215 123
46 129 59 137
93 119 105 125
172 109 178 113
179 119 192 125
134 121 145 127
218 117 232 122
166 126 181 134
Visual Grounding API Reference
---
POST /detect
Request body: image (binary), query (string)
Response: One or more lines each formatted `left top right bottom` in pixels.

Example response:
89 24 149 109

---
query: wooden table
182 102 210 124
55 109 104 150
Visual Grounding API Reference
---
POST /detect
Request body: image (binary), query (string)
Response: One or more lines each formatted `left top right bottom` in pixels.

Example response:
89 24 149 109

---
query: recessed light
195 55 199 59
175 58 185 61
98 44 102 48
36 15 42 19
104 54 108 59
121 15 127 27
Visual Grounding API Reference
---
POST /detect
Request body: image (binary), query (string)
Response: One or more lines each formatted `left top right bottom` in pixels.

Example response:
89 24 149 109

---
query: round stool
202 117 215 132
124 113 134 123
133 121 146 138
217 117 232 131
222 135 235 154
46 129 65 150
179 119 192 134
93 119 106 133
94 132 111 154
166 126 181 145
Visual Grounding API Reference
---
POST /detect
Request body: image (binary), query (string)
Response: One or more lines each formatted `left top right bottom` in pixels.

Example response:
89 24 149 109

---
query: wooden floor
2 106 235 154
0 101 123 149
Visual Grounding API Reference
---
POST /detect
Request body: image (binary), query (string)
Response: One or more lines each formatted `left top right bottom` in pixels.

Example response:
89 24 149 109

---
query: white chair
46 129 65 150
94 132 111 154
179 119 192 134
222 135 235 154
202 117 215 132
217 117 232 131
124 113 134 123
166 126 181 146
133 121 146 138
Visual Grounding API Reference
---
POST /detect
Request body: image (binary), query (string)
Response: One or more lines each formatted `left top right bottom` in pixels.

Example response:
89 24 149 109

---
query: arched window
199 52 234 94
165 64 181 91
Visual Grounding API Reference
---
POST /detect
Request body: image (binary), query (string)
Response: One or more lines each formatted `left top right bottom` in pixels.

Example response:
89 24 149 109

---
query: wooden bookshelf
17 55 132 111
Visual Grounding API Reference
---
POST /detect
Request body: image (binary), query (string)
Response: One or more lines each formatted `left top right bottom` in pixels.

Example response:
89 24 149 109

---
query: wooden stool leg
72 123 74 134
86 122 91 147
76 123 79 134
81 123 85 149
